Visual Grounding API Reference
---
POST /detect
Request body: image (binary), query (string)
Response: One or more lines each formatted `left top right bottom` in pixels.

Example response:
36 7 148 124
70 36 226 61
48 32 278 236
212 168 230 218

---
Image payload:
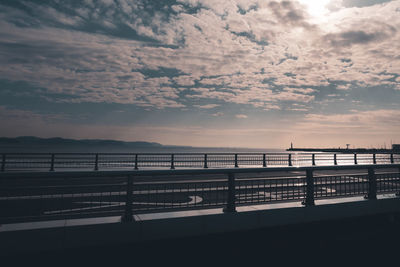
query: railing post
94 154 99 171
334 154 337 165
373 154 376 164
354 154 358 165
234 154 238 168
302 169 315 206
1 154 5 172
204 154 208 168
365 168 377 200
312 154 316 166
397 166 400 197
288 154 292 167
122 175 134 222
263 154 266 167
50 154 55 171
134 154 138 170
390 153 394 164
170 154 175 169
224 173 236 212
1 154 6 172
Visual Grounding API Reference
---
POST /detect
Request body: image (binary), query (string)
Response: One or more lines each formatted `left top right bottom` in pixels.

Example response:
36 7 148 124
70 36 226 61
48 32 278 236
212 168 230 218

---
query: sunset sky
0 0 399 148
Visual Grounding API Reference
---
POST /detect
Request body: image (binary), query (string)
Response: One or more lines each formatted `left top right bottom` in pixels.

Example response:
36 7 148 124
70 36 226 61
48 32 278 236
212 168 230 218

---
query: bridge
1 152 400 261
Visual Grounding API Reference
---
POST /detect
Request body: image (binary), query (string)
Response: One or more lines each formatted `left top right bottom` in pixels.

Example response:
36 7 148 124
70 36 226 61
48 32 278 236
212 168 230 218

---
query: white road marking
43 195 203 214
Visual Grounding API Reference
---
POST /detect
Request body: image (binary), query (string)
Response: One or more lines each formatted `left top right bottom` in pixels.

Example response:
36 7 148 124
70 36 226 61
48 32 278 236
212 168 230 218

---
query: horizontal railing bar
1 164 399 179
1 152 398 155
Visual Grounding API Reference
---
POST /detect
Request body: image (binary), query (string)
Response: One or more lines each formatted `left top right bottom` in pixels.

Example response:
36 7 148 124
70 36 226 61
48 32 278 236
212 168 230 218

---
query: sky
0 0 399 149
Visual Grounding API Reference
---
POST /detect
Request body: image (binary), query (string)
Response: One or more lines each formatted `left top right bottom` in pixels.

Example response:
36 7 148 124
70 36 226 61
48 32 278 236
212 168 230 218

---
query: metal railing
1 164 399 224
0 152 399 172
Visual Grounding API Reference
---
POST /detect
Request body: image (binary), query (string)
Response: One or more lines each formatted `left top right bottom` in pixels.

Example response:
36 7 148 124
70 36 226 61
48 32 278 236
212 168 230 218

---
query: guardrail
1 164 399 224
1 152 399 171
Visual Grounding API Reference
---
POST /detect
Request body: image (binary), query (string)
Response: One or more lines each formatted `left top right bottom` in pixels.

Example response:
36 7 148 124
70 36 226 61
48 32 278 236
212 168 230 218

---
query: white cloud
337 84 352 90
194 104 220 109
212 112 224 116
235 114 248 119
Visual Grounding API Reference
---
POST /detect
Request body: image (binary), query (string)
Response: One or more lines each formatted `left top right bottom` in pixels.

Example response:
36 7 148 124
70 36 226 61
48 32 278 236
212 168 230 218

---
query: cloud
1 0 399 107
235 114 248 119
299 109 400 129
212 112 224 116
264 104 281 110
336 84 352 90
267 0 312 28
173 75 197 86
323 25 396 47
341 0 395 8
194 104 220 109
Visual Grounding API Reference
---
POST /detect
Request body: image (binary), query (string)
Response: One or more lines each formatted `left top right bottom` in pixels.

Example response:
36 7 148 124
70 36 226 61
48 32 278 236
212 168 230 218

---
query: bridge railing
1 164 399 224
1 152 399 172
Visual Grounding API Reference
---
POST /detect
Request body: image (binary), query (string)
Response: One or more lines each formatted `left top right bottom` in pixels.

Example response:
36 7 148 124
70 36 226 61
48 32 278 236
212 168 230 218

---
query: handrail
0 151 397 155
1 163 399 178
0 152 399 172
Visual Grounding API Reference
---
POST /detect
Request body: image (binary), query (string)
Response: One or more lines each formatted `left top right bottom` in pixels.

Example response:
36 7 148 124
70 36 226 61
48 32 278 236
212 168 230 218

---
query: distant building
393 144 400 151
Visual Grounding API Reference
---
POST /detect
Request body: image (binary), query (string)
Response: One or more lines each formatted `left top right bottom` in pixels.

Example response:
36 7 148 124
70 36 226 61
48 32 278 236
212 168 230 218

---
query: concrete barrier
1 195 400 254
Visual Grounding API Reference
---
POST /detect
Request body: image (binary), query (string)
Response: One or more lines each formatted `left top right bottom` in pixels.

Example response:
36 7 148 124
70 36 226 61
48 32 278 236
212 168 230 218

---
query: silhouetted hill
0 136 176 152
0 136 279 153
0 136 163 147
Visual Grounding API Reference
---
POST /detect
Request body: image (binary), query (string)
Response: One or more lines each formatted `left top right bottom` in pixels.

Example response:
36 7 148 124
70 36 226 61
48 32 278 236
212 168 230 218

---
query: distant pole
94 154 99 171
134 154 138 170
397 166 400 197
263 153 266 167
170 154 175 169
50 154 55 172
204 154 208 169
1 154 5 172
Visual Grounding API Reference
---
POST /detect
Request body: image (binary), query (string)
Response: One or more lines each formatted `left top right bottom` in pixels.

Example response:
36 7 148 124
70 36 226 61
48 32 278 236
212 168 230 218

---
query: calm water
0 144 286 154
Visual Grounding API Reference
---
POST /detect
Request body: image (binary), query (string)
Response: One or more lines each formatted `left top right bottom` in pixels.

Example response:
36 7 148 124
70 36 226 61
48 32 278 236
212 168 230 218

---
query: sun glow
297 0 331 18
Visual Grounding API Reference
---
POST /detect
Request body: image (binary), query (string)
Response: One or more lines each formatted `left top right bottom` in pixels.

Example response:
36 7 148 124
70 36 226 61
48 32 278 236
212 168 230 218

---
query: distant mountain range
0 136 166 147
0 136 280 153
0 136 190 152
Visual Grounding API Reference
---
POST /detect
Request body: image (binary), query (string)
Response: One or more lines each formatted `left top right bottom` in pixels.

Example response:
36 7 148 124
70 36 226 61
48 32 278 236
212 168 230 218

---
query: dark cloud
134 67 185 78
0 0 181 43
324 23 396 47
277 53 298 65
229 30 269 46
342 0 394 8
236 4 258 15
268 1 311 28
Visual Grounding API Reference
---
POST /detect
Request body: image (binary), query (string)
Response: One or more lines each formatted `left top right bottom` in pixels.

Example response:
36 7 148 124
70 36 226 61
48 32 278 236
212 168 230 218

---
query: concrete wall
2 197 400 254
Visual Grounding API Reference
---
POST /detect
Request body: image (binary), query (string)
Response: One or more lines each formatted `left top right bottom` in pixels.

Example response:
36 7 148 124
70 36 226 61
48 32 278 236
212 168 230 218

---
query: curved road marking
44 195 203 214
